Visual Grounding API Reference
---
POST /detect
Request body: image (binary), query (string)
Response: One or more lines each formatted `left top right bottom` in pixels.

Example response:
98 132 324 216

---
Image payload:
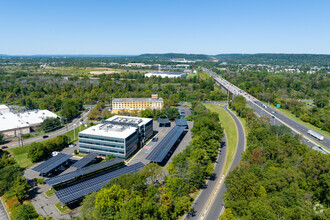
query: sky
0 0 329 55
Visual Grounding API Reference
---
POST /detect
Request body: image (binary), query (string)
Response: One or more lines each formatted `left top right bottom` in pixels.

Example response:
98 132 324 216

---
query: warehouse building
144 72 187 78
0 104 10 114
79 116 153 158
112 94 163 114
0 110 58 137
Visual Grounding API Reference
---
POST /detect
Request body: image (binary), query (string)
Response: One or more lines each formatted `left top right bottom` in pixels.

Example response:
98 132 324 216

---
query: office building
79 116 153 158
112 95 163 114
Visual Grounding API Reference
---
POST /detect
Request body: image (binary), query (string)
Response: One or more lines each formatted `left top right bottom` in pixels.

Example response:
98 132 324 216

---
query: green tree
12 204 39 220
0 133 4 144
167 108 180 120
41 118 61 132
7 177 30 202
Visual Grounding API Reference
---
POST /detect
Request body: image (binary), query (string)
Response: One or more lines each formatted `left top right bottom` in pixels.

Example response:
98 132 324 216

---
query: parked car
43 135 49 139
152 137 159 142
1 146 8 149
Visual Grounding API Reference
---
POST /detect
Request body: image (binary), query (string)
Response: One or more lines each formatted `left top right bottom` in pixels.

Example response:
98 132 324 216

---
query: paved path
0 198 10 220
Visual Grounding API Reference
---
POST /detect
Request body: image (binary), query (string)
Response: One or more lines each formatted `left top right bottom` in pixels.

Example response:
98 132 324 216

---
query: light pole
74 124 76 141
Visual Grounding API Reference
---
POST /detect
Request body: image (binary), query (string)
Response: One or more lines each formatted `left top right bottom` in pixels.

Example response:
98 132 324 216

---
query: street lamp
74 124 76 141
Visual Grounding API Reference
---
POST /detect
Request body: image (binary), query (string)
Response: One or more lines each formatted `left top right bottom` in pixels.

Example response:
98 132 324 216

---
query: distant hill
135 53 211 60
214 53 330 65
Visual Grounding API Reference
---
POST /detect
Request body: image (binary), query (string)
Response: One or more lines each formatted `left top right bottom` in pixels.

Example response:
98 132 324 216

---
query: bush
34 178 46 185
12 204 39 220
74 149 78 155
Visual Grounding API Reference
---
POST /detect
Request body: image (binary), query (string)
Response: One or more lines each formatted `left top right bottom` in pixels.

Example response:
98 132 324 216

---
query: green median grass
205 104 238 174
263 102 330 138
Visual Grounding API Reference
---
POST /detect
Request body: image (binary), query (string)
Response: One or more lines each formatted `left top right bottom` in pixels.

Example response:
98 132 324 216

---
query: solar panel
55 162 144 204
71 153 98 169
146 125 185 162
32 153 69 172
40 155 72 175
46 157 124 185
175 118 188 127
157 118 169 124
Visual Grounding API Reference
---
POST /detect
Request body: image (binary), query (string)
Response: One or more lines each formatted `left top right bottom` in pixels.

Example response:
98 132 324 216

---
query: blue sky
0 0 329 55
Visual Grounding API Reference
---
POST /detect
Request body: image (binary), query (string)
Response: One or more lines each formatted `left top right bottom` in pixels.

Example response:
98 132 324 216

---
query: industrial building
112 94 163 114
0 104 10 114
0 110 58 137
144 71 187 78
78 116 153 158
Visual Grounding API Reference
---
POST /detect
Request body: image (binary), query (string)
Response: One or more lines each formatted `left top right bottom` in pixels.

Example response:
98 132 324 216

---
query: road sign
276 104 281 108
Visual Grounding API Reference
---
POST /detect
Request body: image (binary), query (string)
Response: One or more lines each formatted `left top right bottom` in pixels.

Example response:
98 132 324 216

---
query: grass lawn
55 202 72 214
198 70 211 80
6 144 34 168
263 102 330 138
45 188 56 198
5 124 92 168
205 104 238 174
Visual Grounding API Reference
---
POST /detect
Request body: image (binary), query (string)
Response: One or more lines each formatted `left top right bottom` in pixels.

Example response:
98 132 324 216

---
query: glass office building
78 116 153 158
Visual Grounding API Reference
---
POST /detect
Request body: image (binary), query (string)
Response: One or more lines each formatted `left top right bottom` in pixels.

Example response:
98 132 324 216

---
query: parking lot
128 120 193 166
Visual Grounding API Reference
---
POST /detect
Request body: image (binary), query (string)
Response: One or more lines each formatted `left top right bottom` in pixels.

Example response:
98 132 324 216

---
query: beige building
112 95 163 114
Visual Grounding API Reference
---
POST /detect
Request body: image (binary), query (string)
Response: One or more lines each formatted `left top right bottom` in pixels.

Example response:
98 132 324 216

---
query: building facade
112 95 163 114
78 116 153 158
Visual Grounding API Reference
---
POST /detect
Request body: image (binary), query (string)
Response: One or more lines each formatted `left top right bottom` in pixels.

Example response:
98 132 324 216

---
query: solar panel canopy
146 125 184 162
32 153 72 174
40 154 72 175
175 119 188 128
71 152 98 169
55 162 144 204
46 157 124 185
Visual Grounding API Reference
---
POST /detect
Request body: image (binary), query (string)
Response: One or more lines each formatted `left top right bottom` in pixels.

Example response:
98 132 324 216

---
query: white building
0 110 58 137
79 116 153 158
0 105 10 114
145 72 187 78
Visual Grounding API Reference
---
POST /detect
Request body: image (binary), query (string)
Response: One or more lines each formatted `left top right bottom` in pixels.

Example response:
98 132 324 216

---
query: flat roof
80 116 152 139
112 97 163 102
0 110 58 132
0 104 9 110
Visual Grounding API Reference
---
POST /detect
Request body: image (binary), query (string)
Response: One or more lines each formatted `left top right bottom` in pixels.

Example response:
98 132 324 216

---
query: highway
202 67 330 151
1 110 90 149
186 105 245 220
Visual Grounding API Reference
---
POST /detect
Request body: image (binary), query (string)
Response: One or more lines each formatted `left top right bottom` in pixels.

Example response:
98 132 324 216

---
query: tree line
80 102 224 219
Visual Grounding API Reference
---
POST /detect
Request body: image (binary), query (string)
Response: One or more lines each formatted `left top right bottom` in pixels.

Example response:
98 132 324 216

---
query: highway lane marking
206 67 329 153
197 105 244 220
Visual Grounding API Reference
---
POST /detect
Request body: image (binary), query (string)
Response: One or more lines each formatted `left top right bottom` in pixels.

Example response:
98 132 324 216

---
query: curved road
186 105 245 220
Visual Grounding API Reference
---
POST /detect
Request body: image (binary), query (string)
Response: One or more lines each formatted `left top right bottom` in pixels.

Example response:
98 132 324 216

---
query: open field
205 104 238 174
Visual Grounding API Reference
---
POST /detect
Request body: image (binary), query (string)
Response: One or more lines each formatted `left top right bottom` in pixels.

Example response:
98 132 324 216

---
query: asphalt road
186 129 227 220
186 105 245 220
205 106 245 220
202 67 329 151
0 198 9 220
1 111 90 149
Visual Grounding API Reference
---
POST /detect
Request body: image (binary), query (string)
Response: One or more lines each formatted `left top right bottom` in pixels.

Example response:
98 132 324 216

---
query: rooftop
0 110 58 132
112 97 163 103
80 116 152 139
